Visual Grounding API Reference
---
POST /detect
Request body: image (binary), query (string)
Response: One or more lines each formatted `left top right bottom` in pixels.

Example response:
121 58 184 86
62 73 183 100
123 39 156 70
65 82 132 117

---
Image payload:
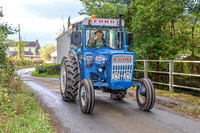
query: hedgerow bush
35 63 60 75
10 58 43 67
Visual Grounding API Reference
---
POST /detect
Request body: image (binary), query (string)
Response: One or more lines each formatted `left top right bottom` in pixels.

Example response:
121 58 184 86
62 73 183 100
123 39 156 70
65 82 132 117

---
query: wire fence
134 60 200 92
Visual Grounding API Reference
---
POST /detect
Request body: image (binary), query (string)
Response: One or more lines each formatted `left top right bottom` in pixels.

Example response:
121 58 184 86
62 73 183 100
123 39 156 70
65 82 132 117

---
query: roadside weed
0 66 54 132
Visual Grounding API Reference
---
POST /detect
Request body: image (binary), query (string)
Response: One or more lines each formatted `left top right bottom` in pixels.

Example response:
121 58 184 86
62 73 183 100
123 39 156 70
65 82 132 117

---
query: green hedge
35 63 60 75
10 58 43 67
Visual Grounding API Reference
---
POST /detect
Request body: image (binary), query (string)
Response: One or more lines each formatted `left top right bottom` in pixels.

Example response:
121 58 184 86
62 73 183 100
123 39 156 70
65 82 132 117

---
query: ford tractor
60 15 155 114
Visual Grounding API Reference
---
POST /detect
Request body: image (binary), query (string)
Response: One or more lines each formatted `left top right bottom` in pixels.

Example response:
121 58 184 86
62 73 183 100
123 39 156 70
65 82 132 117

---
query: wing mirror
126 32 133 46
71 31 82 45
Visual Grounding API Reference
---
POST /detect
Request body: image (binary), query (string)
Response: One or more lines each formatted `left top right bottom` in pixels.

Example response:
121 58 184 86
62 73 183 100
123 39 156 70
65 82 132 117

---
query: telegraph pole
18 24 21 44
18 24 21 58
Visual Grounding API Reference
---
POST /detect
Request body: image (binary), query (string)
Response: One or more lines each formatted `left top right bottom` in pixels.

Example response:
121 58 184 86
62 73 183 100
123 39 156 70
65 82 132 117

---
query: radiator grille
111 54 133 81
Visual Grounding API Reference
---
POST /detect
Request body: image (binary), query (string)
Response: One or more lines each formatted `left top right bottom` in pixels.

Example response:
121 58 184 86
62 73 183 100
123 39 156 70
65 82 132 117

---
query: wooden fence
134 60 200 92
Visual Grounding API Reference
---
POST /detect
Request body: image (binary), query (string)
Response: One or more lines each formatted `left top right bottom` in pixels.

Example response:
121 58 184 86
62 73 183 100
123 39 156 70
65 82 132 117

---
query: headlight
124 73 131 80
86 54 93 68
95 55 107 65
113 73 119 80
98 67 103 72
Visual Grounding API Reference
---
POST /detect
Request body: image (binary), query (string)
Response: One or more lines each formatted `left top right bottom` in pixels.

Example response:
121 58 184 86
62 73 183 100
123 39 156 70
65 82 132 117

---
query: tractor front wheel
136 78 155 111
79 79 95 114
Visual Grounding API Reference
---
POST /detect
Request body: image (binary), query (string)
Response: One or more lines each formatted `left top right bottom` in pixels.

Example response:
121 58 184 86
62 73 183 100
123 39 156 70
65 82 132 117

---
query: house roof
6 50 34 56
4 41 15 47
4 40 40 48
23 51 34 55
24 42 38 47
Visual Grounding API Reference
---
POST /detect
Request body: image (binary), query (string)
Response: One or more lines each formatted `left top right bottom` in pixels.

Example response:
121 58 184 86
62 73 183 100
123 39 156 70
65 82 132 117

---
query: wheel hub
82 92 86 100
81 86 86 106
61 66 66 93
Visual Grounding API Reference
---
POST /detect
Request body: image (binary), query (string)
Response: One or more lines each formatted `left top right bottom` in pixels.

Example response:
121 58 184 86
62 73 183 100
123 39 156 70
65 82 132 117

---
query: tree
0 7 16 67
12 39 27 59
79 0 129 18
187 0 200 57
80 0 200 60
126 0 189 60
39 44 56 61
0 31 7 67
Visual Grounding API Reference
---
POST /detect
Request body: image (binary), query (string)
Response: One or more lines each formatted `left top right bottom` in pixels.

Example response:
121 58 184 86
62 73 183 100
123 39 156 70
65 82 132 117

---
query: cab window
86 27 120 49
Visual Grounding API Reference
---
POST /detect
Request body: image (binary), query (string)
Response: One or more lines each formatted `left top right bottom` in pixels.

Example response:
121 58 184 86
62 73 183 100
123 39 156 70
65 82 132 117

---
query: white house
51 50 57 64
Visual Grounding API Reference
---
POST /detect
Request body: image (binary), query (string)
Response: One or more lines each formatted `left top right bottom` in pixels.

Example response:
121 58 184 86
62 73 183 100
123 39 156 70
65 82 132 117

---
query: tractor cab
70 16 129 51
84 18 125 49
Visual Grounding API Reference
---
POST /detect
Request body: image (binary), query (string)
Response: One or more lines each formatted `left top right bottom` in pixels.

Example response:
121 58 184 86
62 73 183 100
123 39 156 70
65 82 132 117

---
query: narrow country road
19 68 200 133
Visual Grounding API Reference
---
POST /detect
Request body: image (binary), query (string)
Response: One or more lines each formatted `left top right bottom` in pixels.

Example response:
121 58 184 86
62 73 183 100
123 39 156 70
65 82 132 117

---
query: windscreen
86 27 122 49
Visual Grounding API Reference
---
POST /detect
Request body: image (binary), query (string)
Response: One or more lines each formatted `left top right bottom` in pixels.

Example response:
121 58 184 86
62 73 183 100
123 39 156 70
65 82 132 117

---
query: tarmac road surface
19 68 200 133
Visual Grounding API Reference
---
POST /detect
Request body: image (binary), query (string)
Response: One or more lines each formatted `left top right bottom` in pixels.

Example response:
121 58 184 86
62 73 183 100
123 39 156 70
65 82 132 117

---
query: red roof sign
82 18 124 26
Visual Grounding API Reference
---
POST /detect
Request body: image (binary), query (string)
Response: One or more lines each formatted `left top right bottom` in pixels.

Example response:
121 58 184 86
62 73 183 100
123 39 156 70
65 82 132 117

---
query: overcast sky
0 0 88 46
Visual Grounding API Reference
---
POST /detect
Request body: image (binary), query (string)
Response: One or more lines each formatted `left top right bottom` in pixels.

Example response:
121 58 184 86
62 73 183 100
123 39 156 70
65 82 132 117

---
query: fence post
144 60 148 78
169 60 174 92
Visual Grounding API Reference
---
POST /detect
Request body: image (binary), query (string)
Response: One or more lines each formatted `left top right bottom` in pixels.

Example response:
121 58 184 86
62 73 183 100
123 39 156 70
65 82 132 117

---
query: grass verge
155 89 200 105
129 86 200 119
32 70 60 78
155 89 200 119
0 68 54 132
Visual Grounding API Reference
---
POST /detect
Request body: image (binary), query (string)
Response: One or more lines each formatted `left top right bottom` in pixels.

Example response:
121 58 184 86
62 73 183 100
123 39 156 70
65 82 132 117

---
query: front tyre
136 78 155 111
79 79 95 114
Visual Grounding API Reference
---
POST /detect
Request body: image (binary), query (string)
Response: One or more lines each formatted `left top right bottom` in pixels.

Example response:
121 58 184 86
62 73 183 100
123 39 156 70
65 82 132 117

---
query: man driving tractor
89 30 106 48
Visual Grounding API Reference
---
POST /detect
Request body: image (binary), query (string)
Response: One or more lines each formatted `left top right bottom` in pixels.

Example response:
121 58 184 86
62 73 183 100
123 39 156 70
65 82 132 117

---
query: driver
89 30 106 48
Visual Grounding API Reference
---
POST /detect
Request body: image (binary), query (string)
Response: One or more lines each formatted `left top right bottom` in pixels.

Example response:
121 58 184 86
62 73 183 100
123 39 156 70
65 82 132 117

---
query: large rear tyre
79 79 95 114
60 56 80 101
136 78 155 111
110 90 127 100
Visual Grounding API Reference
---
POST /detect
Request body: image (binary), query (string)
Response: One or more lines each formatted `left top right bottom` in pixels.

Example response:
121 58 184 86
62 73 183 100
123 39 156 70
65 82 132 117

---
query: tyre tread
60 55 80 101
136 78 155 111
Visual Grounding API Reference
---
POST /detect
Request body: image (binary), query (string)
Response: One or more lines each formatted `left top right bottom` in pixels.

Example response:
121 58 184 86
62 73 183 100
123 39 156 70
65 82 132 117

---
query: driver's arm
89 35 98 45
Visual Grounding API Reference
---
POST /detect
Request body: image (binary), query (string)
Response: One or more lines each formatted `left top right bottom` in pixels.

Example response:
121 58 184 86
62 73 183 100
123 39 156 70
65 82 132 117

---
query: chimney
36 39 38 44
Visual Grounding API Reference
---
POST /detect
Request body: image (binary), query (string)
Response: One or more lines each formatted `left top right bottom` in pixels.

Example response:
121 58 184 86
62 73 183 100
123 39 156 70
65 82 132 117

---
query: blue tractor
60 15 155 114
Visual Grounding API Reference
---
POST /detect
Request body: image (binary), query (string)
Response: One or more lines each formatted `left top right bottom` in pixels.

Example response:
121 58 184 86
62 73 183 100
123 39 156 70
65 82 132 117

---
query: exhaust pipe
119 14 122 50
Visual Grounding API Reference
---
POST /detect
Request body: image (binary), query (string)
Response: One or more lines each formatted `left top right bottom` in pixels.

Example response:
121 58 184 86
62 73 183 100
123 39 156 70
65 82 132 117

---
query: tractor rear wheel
60 56 80 101
110 90 127 100
136 78 155 111
79 79 95 114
